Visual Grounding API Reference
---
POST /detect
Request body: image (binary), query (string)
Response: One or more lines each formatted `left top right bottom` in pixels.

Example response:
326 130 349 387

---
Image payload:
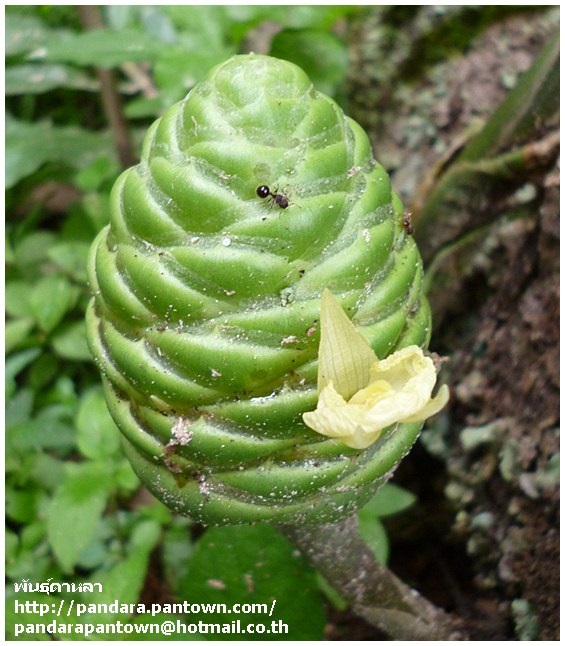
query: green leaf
129 517 162 552
270 28 349 98
6 115 115 188
358 515 389 564
5 317 35 353
86 522 160 619
29 453 67 492
5 13 50 56
6 63 98 95
6 348 41 400
178 525 326 640
28 352 60 390
29 274 77 333
6 529 19 562
76 389 121 460
225 5 360 32
6 281 34 318
40 28 163 67
360 482 417 517
114 459 143 493
154 45 234 105
163 5 228 47
315 572 348 611
20 520 49 551
357 484 417 564
47 241 90 283
7 405 76 454
47 462 112 571
73 156 120 193
5 387 34 428
162 518 194 593
460 28 559 162
10 231 56 272
139 5 178 43
51 320 91 361
5 348 41 381
6 488 43 524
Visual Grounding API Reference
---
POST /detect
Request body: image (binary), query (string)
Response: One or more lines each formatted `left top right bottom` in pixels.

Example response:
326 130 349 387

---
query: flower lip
302 290 449 450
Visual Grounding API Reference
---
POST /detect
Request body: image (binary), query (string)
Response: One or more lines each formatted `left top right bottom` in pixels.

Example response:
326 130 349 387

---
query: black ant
256 185 289 209
402 212 413 235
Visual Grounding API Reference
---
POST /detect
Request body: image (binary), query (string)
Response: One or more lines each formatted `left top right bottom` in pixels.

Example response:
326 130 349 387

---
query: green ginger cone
86 54 432 525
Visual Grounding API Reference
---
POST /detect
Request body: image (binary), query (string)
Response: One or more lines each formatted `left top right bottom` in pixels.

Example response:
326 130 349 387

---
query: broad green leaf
178 525 326 641
6 63 98 95
47 462 112 571
270 29 348 98
124 95 164 119
45 375 78 407
6 551 52 585
357 483 417 564
40 28 163 67
6 529 19 562
73 156 120 192
6 348 41 400
11 231 56 271
5 317 35 354
162 518 194 593
51 320 91 361
105 5 137 30
129 517 162 552
460 29 559 162
139 5 178 43
360 482 417 517
20 521 49 552
6 488 43 524
7 405 76 453
315 572 348 611
225 5 360 32
164 5 228 46
76 389 121 460
28 352 60 390
29 274 77 333
5 387 34 429
114 459 141 493
154 45 234 105
85 522 161 620
5 13 50 56
6 115 115 188
29 453 67 492
6 281 34 318
358 515 389 564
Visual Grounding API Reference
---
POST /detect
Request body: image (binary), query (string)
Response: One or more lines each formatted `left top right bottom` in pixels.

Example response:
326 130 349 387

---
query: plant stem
76 5 136 167
280 515 466 640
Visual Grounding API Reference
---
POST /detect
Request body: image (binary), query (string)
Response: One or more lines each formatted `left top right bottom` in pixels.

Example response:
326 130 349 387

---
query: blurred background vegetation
5 5 559 640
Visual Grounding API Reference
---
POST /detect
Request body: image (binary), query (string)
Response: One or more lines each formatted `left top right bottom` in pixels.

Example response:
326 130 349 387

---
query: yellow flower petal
302 382 388 449
302 292 449 450
402 384 450 423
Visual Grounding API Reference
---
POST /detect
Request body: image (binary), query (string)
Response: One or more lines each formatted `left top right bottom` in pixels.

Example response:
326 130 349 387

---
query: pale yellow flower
302 290 449 449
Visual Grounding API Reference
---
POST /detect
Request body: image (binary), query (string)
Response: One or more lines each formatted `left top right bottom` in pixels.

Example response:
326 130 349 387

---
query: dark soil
346 6 559 640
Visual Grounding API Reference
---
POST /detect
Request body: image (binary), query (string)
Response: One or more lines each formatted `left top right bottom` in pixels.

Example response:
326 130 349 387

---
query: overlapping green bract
86 54 430 525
